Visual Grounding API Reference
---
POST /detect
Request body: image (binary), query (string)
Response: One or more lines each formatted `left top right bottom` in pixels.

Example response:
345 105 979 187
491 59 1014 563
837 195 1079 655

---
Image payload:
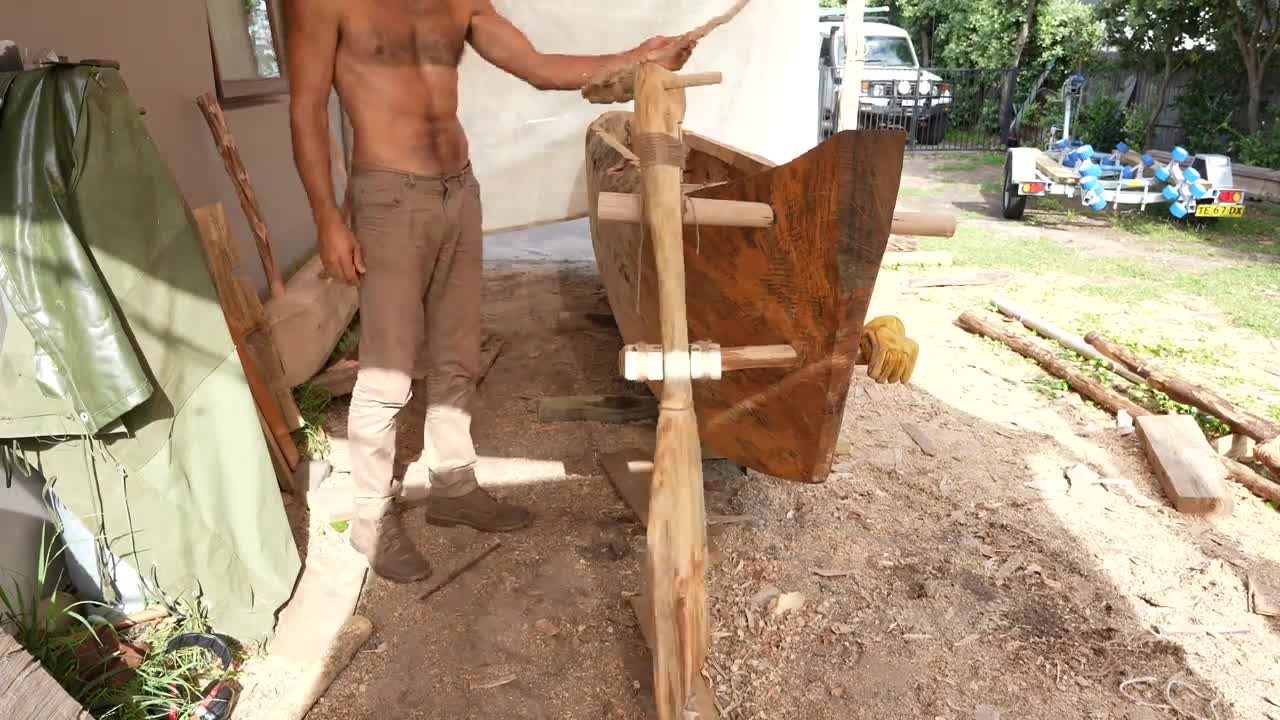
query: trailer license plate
1194 204 1245 218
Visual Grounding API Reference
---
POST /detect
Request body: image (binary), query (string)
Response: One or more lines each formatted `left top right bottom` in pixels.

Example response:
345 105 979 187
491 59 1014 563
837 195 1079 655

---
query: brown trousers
347 163 482 503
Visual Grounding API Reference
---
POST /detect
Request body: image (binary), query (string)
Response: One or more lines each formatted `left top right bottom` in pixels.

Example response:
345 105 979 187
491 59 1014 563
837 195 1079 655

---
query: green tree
1098 0 1213 145
1216 0 1280 134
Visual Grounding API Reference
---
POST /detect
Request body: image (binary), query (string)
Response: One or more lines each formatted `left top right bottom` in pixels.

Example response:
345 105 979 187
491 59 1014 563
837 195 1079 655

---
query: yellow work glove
859 315 919 384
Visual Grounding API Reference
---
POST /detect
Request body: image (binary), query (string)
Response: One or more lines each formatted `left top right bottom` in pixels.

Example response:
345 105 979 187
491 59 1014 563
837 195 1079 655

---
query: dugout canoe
585 111 906 482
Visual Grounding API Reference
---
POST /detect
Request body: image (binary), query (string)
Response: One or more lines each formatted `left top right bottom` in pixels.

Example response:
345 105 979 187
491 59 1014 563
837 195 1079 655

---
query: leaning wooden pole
633 63 709 719
196 93 287 300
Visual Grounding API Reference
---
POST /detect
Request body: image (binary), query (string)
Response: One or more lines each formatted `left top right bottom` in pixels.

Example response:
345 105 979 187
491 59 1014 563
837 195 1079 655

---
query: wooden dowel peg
597 192 954 238
891 209 957 238
598 192 773 228
722 344 799 371
665 71 723 90
620 343 799 382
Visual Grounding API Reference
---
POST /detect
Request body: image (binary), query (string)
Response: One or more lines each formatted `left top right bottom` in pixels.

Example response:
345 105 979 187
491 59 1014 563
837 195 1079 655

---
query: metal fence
819 64 1016 151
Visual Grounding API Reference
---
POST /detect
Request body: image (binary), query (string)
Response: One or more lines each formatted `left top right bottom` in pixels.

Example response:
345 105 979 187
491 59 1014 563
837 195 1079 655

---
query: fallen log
992 298 1145 385
1084 332 1280 476
956 311 1151 419
1222 457 1280 504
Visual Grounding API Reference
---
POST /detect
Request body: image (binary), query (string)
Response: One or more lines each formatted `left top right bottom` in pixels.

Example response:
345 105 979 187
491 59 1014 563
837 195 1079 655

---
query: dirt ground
247 154 1280 720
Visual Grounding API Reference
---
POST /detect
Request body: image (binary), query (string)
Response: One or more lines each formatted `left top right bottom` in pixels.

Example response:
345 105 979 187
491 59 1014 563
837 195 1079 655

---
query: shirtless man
284 0 694 583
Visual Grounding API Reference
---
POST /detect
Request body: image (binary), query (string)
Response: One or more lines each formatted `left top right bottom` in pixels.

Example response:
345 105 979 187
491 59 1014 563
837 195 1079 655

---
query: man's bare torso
335 0 474 176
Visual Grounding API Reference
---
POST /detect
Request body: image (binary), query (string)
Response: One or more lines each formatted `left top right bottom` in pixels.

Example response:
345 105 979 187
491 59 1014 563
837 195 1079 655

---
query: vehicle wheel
925 114 947 145
1001 153 1026 220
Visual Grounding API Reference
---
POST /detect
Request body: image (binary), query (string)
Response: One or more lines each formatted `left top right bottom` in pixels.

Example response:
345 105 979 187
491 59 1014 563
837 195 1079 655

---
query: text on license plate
1195 204 1245 218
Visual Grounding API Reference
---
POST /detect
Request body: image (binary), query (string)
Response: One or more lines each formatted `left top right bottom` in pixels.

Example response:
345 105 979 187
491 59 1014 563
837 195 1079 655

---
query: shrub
1176 63 1243 155
1121 105 1153 150
1232 105 1280 169
1075 95 1125 149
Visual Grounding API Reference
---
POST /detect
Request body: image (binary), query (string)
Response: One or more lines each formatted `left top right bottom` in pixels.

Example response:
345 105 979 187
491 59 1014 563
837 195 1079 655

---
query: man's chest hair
341 0 471 68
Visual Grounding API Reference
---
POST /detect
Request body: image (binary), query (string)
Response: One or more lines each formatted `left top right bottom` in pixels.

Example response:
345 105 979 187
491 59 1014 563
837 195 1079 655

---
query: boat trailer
1000 74 1248 222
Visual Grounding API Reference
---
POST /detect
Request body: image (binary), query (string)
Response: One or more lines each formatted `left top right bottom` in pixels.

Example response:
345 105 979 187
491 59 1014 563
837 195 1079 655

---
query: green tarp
0 64 300 641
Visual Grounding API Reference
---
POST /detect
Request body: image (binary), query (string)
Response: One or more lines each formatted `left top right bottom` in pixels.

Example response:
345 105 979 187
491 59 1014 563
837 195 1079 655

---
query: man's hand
859 315 919 384
318 218 366 286
630 35 697 71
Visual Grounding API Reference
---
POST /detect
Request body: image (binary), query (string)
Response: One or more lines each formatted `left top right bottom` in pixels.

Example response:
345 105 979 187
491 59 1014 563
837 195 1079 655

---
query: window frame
207 0 289 102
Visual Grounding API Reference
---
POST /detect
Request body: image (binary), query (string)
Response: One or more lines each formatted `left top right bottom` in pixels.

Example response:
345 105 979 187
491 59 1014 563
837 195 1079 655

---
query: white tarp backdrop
456 0 817 232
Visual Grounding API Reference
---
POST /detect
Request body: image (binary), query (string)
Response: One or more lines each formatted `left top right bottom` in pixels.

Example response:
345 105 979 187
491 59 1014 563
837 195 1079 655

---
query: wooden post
196 93 286 300
633 62 709 719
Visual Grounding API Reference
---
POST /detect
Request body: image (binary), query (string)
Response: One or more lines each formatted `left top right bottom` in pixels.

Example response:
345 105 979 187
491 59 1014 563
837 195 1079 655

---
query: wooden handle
665 72 722 90
196 93 287 300
891 209 957 238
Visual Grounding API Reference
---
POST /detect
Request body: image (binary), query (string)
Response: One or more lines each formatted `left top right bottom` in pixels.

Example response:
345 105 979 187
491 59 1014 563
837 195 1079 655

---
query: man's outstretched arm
284 0 364 285
466 1 693 91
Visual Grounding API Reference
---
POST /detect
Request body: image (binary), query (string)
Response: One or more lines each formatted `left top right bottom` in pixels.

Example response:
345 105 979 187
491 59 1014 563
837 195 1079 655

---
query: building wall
9 0 334 293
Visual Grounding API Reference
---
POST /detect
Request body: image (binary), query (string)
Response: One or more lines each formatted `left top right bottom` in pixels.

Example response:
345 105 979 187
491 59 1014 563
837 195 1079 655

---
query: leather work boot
423 486 532 533
350 498 433 583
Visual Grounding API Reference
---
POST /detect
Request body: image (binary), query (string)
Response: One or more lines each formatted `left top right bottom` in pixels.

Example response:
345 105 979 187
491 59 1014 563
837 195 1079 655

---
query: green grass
898 184 935 198
1 529 232 720
920 226 1280 337
936 152 1005 173
1027 376 1069 400
1110 203 1280 259
293 383 334 459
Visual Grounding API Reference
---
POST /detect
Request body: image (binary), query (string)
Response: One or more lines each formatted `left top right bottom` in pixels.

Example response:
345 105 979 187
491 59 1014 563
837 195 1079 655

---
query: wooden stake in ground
634 63 709 720
955 311 1151 419
1084 332 1280 477
196 93 286 300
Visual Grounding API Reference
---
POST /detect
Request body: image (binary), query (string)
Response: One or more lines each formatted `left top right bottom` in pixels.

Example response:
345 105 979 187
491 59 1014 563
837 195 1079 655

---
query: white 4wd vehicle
818 10 953 144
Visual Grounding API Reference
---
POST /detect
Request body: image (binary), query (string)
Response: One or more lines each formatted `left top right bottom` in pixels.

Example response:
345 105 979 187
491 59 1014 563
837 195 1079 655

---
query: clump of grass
293 383 334 459
1027 376 1069 400
0 529 230 720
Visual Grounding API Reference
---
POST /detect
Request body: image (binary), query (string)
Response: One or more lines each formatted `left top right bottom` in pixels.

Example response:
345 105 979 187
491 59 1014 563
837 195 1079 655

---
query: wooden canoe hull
586 112 905 482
